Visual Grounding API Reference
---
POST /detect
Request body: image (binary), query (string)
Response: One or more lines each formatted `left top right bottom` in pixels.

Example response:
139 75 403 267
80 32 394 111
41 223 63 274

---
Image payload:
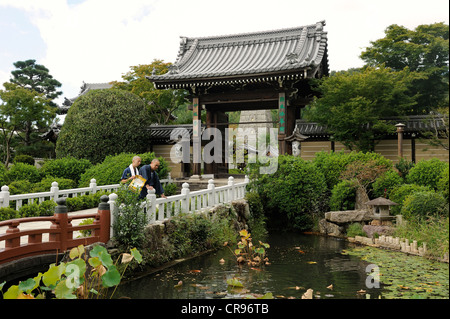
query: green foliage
360 22 449 112
312 151 392 191
303 66 421 152
78 151 169 187
39 156 92 184
389 184 432 215
249 155 327 231
0 244 142 299
32 176 76 192
111 60 188 125
372 169 404 198
394 215 449 259
7 180 33 195
394 157 415 180
401 190 448 220
163 183 177 196
0 207 19 221
437 166 449 202
406 158 448 190
113 187 147 249
245 191 268 240
329 180 357 211
13 154 35 165
346 223 366 237
56 89 152 164
6 162 40 183
37 200 57 216
18 203 40 218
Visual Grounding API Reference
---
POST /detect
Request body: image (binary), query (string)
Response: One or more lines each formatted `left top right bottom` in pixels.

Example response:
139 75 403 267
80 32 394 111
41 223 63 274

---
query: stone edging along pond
319 209 449 264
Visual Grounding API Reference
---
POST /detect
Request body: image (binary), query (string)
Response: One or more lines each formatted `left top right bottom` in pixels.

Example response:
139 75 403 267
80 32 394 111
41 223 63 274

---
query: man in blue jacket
139 159 166 199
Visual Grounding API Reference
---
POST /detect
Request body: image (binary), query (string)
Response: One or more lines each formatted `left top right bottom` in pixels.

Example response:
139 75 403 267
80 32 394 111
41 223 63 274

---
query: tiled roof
296 115 447 137
146 124 205 143
148 21 328 89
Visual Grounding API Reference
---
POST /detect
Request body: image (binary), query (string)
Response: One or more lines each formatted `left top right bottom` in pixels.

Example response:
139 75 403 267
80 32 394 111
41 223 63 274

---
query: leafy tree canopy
360 23 449 112
111 59 188 124
10 59 62 106
303 66 422 152
56 89 151 164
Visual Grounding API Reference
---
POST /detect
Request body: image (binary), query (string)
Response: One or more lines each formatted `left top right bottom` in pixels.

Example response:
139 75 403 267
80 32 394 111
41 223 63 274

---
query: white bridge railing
0 175 173 211
107 176 249 236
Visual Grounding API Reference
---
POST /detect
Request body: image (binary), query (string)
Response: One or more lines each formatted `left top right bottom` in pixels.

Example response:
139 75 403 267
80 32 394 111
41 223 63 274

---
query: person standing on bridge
120 156 142 184
140 159 167 200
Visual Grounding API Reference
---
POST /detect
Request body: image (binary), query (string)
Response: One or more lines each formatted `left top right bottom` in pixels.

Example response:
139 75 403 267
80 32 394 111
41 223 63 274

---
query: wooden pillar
192 97 202 177
395 123 405 158
278 92 287 155
285 105 296 155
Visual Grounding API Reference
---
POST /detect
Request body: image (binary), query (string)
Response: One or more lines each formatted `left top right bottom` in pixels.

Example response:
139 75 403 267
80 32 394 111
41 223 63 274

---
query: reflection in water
114 232 383 299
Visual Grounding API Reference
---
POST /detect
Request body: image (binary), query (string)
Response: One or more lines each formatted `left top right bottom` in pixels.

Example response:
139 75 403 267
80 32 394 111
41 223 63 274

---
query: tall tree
303 66 421 152
360 23 449 113
10 59 63 108
0 83 54 166
111 60 188 124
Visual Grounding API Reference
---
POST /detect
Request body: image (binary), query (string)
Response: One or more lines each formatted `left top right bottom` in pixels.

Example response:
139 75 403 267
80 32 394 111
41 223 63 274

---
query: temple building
148 21 329 177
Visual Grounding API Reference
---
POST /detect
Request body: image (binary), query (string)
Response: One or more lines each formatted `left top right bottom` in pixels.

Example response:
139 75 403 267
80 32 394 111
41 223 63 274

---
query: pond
114 232 388 299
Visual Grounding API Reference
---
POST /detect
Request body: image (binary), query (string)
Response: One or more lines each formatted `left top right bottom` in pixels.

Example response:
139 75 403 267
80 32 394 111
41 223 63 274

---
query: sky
0 0 449 106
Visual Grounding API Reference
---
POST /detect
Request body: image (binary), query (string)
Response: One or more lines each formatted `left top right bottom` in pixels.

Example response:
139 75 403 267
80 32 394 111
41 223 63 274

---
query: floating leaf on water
219 258 225 264
327 284 333 290
227 277 244 288
307 261 317 264
174 281 183 288
189 269 201 273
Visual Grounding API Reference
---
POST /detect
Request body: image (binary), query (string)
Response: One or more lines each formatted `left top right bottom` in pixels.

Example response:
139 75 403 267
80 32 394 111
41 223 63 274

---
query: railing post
90 179 97 194
5 220 20 249
50 181 59 201
146 189 156 223
95 195 110 243
168 172 172 184
108 193 118 239
228 176 235 202
51 197 69 251
146 189 157 223
0 185 10 208
181 182 190 213
208 179 215 207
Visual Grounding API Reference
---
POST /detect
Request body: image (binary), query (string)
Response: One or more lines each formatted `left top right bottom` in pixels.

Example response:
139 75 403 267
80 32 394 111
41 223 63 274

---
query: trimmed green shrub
389 183 431 215
39 156 92 184
66 196 85 212
6 163 40 183
329 180 357 211
406 158 448 190
0 207 19 221
312 150 392 191
78 152 169 187
401 190 448 220
38 200 57 216
55 89 152 164
13 154 35 165
7 180 34 195
18 203 40 218
32 176 76 192
372 169 403 198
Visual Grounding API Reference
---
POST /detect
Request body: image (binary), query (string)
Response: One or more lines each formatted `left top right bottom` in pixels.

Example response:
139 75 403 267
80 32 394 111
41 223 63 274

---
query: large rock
325 210 373 225
362 225 394 238
319 219 344 237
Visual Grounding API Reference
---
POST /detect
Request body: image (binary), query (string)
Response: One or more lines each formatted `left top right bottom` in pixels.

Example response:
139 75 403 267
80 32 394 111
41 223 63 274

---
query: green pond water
114 232 449 299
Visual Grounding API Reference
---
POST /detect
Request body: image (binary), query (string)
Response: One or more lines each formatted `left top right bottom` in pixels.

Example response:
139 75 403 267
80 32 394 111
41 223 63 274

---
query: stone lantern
365 197 398 220
285 125 308 156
